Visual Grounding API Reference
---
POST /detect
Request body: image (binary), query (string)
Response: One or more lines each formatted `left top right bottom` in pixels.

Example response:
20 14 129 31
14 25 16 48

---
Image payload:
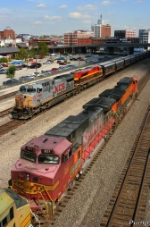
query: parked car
42 70 52 76
2 63 8 67
36 73 45 78
70 58 78 61
59 61 66 65
16 65 23 70
28 63 42 68
3 79 19 86
19 76 33 82
0 64 3 68
43 60 52 64
27 75 36 80
66 64 76 69
57 57 66 61
59 66 67 71
0 69 7 74
78 57 85 61
32 72 40 76
50 68 60 73
22 64 28 68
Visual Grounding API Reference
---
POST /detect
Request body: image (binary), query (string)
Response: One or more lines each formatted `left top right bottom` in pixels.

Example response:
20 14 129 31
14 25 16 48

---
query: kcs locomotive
9 77 138 221
11 52 146 119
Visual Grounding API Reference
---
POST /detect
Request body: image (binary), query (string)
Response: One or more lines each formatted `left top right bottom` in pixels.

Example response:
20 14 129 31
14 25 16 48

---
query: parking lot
0 54 91 87
0 53 115 87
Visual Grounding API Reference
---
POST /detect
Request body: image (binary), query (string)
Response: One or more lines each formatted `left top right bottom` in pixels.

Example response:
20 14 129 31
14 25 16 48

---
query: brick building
64 30 94 46
0 28 15 39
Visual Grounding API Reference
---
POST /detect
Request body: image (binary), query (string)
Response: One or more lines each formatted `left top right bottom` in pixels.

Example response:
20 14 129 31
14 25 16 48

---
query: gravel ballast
0 59 150 226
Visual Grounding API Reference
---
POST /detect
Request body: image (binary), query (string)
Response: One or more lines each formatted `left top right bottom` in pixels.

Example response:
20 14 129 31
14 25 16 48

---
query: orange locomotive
9 77 138 221
72 65 103 86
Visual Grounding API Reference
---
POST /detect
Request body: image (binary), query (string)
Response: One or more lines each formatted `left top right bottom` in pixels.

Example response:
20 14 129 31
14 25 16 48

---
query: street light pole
35 54 38 76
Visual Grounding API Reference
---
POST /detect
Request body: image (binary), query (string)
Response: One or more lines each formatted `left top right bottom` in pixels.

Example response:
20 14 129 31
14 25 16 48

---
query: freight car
11 52 146 119
0 188 32 227
9 77 138 221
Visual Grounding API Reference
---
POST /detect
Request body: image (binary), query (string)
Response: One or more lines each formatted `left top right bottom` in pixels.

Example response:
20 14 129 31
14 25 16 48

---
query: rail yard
0 56 150 227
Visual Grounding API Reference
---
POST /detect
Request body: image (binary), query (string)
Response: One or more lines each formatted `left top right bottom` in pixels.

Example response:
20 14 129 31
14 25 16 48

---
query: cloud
68 12 90 19
33 21 42 24
68 12 81 18
59 5 67 9
77 4 98 11
37 3 46 8
101 0 116 6
44 15 62 21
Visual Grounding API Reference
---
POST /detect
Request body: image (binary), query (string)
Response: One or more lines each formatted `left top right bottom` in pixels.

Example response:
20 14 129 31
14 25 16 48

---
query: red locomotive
9 77 138 219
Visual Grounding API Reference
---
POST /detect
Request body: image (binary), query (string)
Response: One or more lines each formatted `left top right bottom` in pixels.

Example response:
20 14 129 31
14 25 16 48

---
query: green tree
0 57 8 63
6 65 16 79
16 48 28 60
38 42 48 59
27 48 35 59
63 52 69 56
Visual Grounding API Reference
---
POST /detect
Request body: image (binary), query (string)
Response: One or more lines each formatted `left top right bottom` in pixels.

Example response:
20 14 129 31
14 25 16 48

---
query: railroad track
0 120 26 136
0 107 13 117
100 106 150 227
0 91 18 101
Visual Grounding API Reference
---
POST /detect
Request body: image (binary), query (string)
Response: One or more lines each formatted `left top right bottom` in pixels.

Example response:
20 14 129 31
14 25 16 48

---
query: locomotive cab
10 135 82 211
12 84 43 119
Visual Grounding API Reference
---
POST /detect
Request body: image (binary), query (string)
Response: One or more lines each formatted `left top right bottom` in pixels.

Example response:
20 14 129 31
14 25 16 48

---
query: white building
139 29 150 43
91 15 111 38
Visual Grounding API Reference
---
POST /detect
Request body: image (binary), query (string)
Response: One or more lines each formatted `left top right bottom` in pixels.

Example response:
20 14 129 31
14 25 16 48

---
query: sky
0 0 149 37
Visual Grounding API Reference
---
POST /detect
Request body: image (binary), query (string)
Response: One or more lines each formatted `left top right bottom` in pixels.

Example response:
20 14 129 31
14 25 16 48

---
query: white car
32 72 40 76
43 60 52 64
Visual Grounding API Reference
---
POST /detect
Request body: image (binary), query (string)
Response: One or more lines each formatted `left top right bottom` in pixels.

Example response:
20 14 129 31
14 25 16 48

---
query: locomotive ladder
100 106 150 227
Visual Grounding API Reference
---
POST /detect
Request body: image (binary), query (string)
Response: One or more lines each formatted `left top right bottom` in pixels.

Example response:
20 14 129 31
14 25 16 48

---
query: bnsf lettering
55 83 65 93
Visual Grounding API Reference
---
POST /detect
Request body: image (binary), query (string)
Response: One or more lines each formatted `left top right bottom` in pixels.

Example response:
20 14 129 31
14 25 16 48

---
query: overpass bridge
49 43 150 55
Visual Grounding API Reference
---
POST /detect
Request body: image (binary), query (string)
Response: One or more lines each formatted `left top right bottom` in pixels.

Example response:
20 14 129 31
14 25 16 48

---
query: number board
41 149 53 154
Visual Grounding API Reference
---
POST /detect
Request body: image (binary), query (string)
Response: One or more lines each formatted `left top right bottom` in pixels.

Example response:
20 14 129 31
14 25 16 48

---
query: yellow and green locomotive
0 188 32 227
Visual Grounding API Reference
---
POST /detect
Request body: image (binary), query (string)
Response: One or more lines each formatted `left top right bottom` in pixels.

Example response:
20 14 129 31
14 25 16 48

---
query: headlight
26 174 30 181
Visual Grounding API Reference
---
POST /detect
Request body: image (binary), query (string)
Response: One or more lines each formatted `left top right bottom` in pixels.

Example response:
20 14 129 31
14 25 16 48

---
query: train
0 188 32 227
9 76 138 223
11 51 147 120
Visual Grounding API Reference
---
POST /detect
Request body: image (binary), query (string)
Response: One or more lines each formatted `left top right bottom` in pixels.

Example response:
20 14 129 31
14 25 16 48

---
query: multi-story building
114 30 136 39
64 30 94 45
139 29 150 43
0 27 15 39
91 15 111 38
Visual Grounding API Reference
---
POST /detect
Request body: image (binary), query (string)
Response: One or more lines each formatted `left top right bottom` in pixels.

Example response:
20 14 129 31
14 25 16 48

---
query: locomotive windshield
19 85 36 93
38 155 59 164
20 86 26 92
21 150 36 162
27 85 36 93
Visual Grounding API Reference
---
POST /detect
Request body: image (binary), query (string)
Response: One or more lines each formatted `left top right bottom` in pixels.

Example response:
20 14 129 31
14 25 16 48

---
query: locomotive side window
21 150 36 162
1 207 14 227
42 82 50 92
37 88 42 93
38 155 59 164
62 149 72 162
